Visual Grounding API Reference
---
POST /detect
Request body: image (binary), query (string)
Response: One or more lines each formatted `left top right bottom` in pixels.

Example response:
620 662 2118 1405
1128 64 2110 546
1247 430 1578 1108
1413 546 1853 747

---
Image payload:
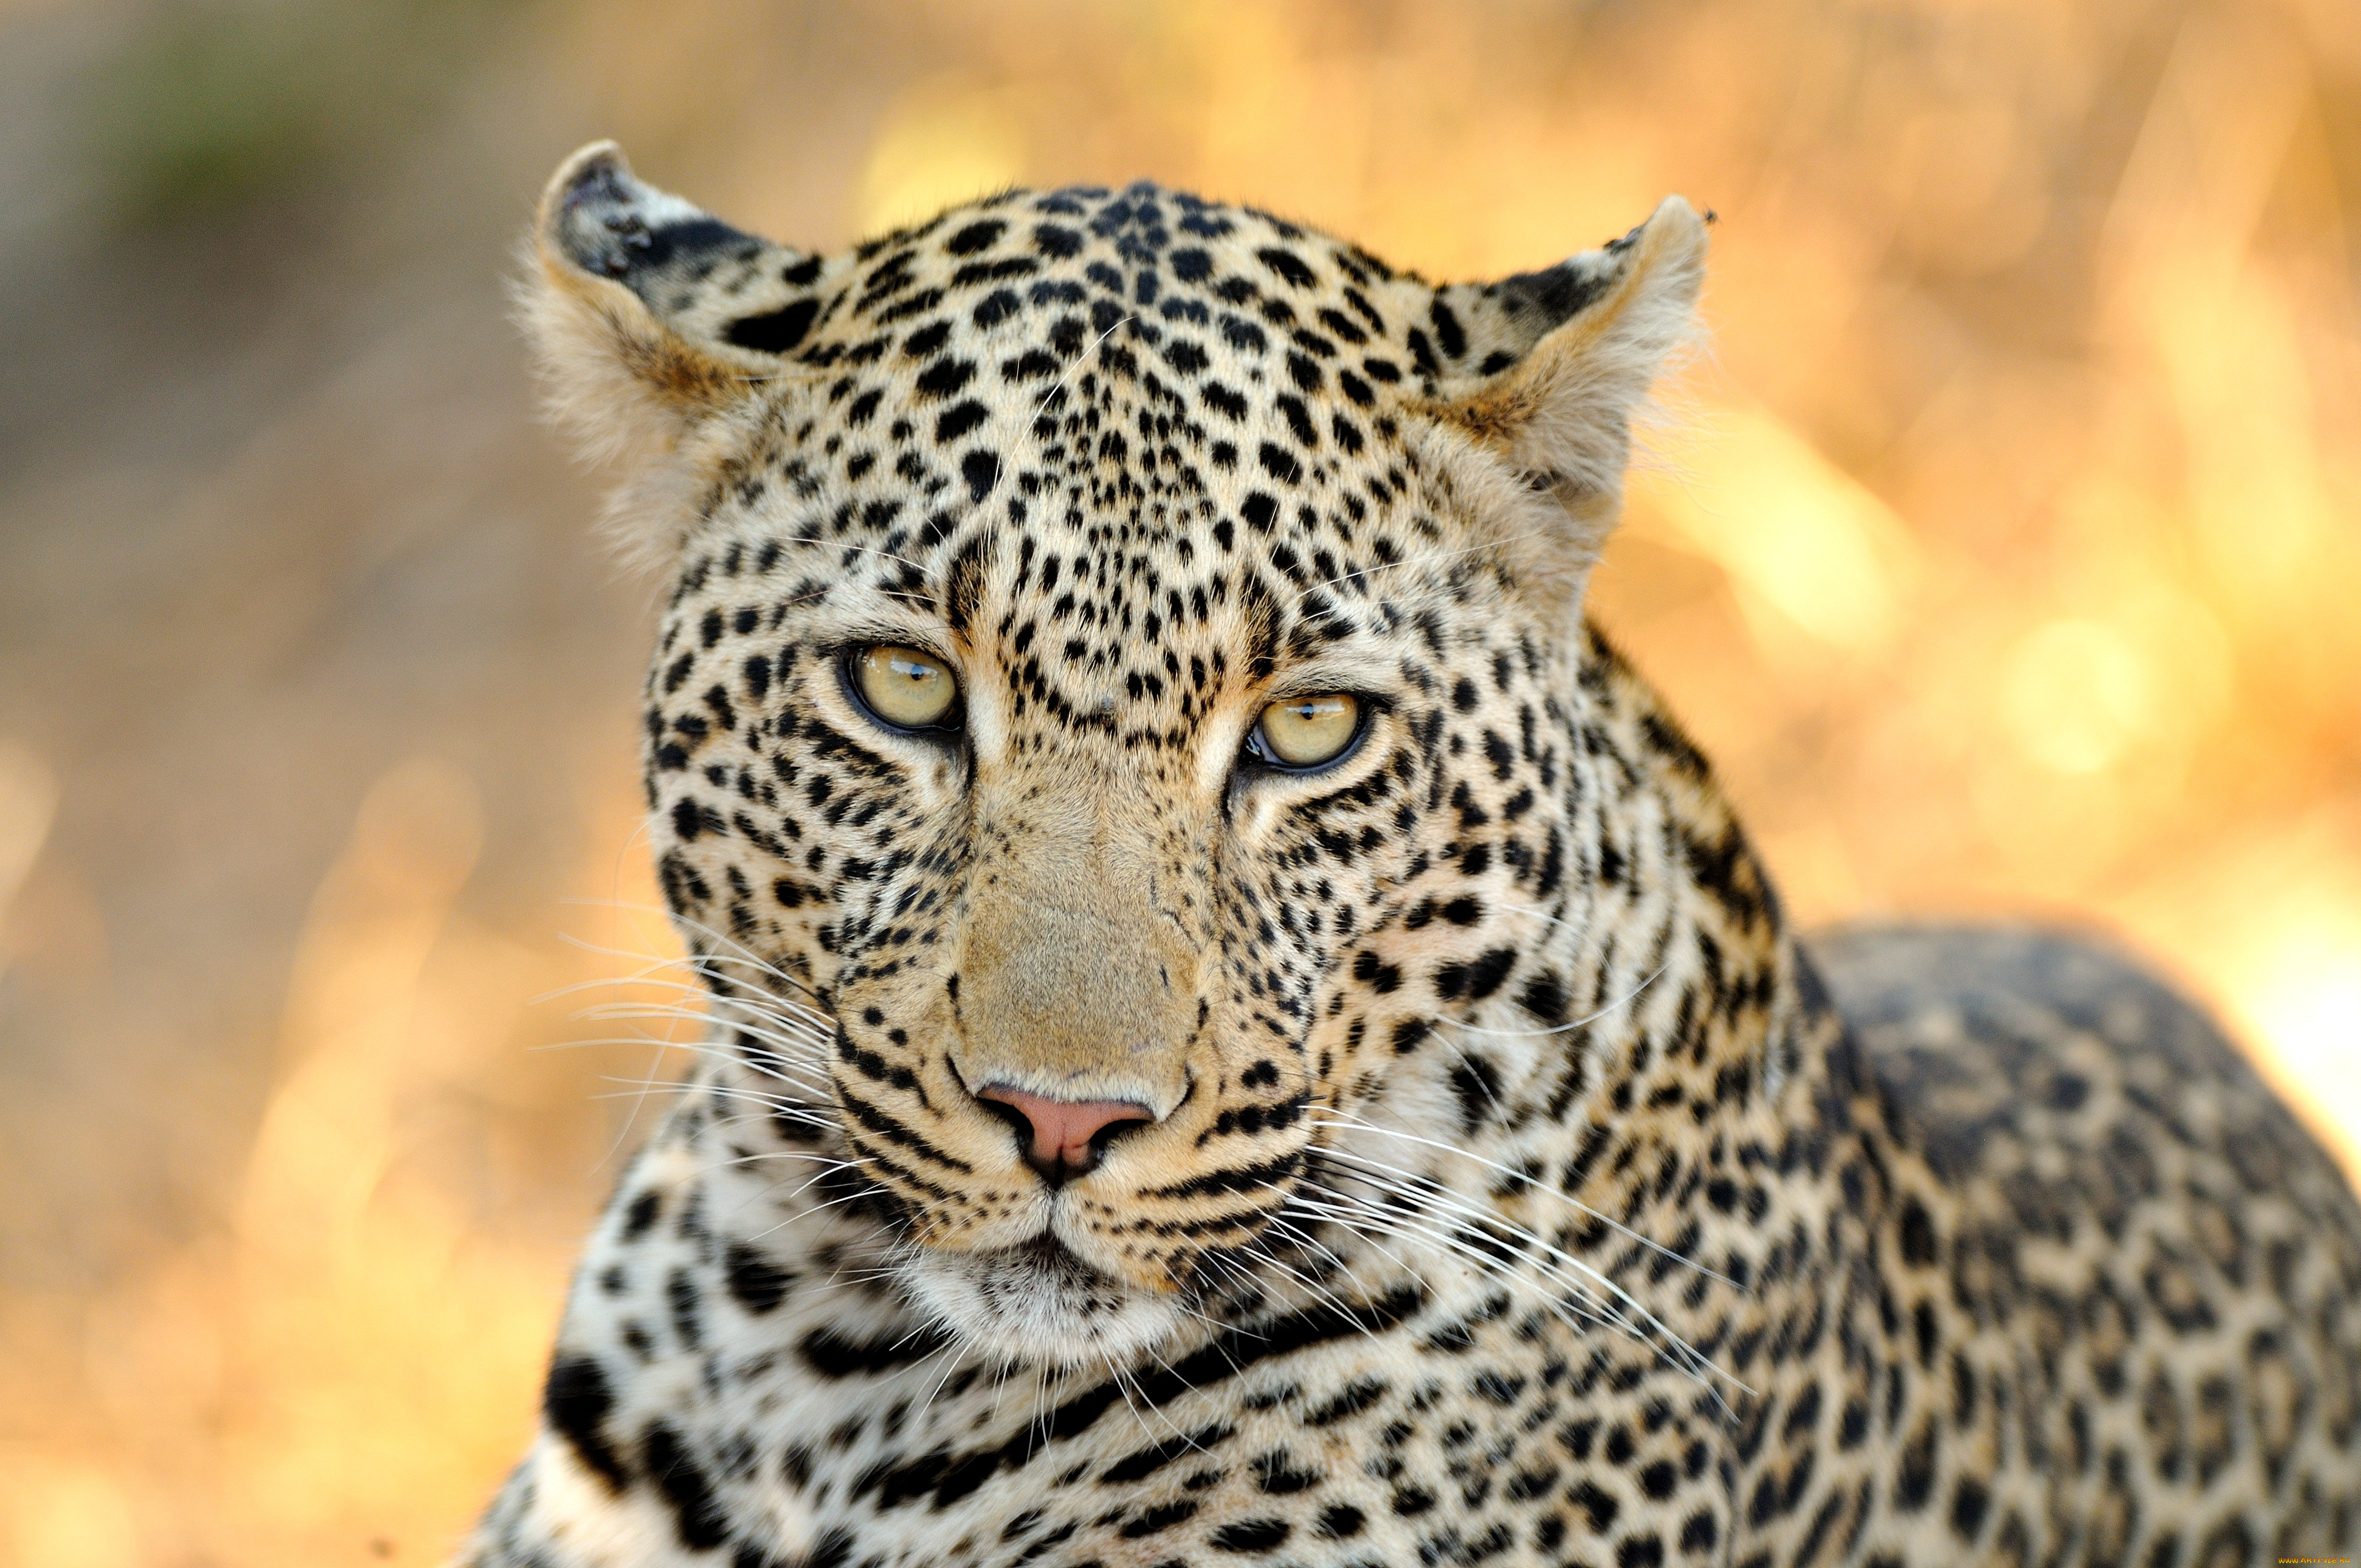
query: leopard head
525 141 1705 1366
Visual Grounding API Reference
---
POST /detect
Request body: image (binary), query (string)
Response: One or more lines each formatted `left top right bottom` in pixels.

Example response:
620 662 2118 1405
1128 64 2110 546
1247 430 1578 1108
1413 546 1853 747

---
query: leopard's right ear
522 141 836 473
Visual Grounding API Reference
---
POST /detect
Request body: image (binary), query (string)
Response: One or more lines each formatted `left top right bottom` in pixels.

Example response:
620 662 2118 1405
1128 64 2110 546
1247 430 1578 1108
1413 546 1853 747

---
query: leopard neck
1294 621 1859 1369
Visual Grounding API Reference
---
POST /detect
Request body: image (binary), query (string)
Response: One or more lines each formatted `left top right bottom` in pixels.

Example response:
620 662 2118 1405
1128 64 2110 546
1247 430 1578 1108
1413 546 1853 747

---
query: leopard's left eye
1247 694 1363 770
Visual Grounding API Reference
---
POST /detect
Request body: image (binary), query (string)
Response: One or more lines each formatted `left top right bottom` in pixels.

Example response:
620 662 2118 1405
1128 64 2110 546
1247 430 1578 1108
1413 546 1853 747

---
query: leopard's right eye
1246 693 1364 770
850 645 962 732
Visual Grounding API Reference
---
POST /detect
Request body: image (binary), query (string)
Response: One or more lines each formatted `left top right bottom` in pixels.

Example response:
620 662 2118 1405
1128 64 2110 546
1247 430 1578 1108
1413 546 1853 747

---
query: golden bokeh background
1 0 2355 1561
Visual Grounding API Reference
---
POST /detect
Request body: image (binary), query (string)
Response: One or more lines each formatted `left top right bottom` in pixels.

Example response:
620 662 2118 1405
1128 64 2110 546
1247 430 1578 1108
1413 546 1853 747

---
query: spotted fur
459 143 2361 1567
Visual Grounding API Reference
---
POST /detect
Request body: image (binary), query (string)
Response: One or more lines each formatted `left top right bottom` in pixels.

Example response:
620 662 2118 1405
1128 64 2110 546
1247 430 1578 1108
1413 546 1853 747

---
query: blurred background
1 0 2355 1561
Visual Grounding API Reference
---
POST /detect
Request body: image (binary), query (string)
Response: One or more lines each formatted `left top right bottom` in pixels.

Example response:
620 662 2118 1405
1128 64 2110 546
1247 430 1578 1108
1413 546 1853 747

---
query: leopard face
527 144 1704 1369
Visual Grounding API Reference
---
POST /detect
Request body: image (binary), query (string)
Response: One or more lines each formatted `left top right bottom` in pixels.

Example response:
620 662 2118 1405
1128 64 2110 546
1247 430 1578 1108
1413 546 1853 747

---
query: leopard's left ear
1423 197 1708 564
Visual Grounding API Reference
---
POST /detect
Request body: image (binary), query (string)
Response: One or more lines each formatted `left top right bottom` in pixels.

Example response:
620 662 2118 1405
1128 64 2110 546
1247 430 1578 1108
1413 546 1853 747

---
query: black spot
936 401 990 442
622 1188 663 1240
1202 382 1249 420
1569 1479 1618 1531
1519 971 1568 1026
1101 1423 1237 1484
1304 1376 1388 1424
1036 225 1084 257
1253 1450 1321 1494
643 1421 730 1550
1894 1420 1937 1510
725 1242 792 1315
913 357 976 399
801 1322 956 1379
1241 493 1279 533
1276 394 1319 447
543 1354 629 1492
1122 1500 1199 1537
667 1267 703 1349
1212 1518 1292 1553
1429 297 1467 360
1449 1056 1502 1131
725 297 820 354
1950 1476 1989 1541
1898 1197 1939 1267
946 220 1005 254
1257 442 1303 484
961 449 1002 502
1434 946 1516 1002
1256 248 1316 288
1315 1503 1366 1539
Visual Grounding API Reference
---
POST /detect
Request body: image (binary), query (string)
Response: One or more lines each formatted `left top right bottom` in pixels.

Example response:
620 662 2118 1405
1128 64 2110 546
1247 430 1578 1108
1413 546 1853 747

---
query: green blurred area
85 0 510 224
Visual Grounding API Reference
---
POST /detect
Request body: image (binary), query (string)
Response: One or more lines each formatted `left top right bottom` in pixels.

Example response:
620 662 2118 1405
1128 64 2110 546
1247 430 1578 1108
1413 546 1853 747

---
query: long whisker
1297 1156 1747 1408
560 897 835 1008
1277 1178 1742 1402
553 1027 834 1102
566 1000 834 1060
547 967 838 1041
570 1004 834 1064
1277 1183 1636 1350
1307 1117 1736 1288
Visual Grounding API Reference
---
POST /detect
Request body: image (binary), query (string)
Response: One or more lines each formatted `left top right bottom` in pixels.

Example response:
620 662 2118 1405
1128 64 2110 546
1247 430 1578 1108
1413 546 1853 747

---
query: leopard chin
896 1235 1190 1371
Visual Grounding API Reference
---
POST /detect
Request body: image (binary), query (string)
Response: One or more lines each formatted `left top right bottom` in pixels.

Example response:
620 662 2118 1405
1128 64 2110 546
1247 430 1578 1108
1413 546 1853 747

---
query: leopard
458 139 2361 1567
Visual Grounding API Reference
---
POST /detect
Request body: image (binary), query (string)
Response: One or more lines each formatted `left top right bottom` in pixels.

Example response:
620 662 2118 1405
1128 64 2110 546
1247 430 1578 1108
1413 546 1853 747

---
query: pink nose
975 1085 1154 1186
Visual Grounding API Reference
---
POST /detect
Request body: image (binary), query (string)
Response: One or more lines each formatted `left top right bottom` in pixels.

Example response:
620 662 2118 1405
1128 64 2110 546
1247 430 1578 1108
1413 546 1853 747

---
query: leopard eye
1249 693 1362 770
852 645 961 731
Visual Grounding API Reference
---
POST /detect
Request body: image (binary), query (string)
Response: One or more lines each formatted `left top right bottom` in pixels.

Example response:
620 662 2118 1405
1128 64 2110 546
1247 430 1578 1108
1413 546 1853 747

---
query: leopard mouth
1008 1232 1092 1273
896 1231 1188 1370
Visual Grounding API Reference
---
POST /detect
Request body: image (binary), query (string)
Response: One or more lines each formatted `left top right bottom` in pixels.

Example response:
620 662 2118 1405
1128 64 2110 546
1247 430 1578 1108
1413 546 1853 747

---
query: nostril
976 1094 1035 1153
974 1084 1155 1186
1087 1112 1151 1161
